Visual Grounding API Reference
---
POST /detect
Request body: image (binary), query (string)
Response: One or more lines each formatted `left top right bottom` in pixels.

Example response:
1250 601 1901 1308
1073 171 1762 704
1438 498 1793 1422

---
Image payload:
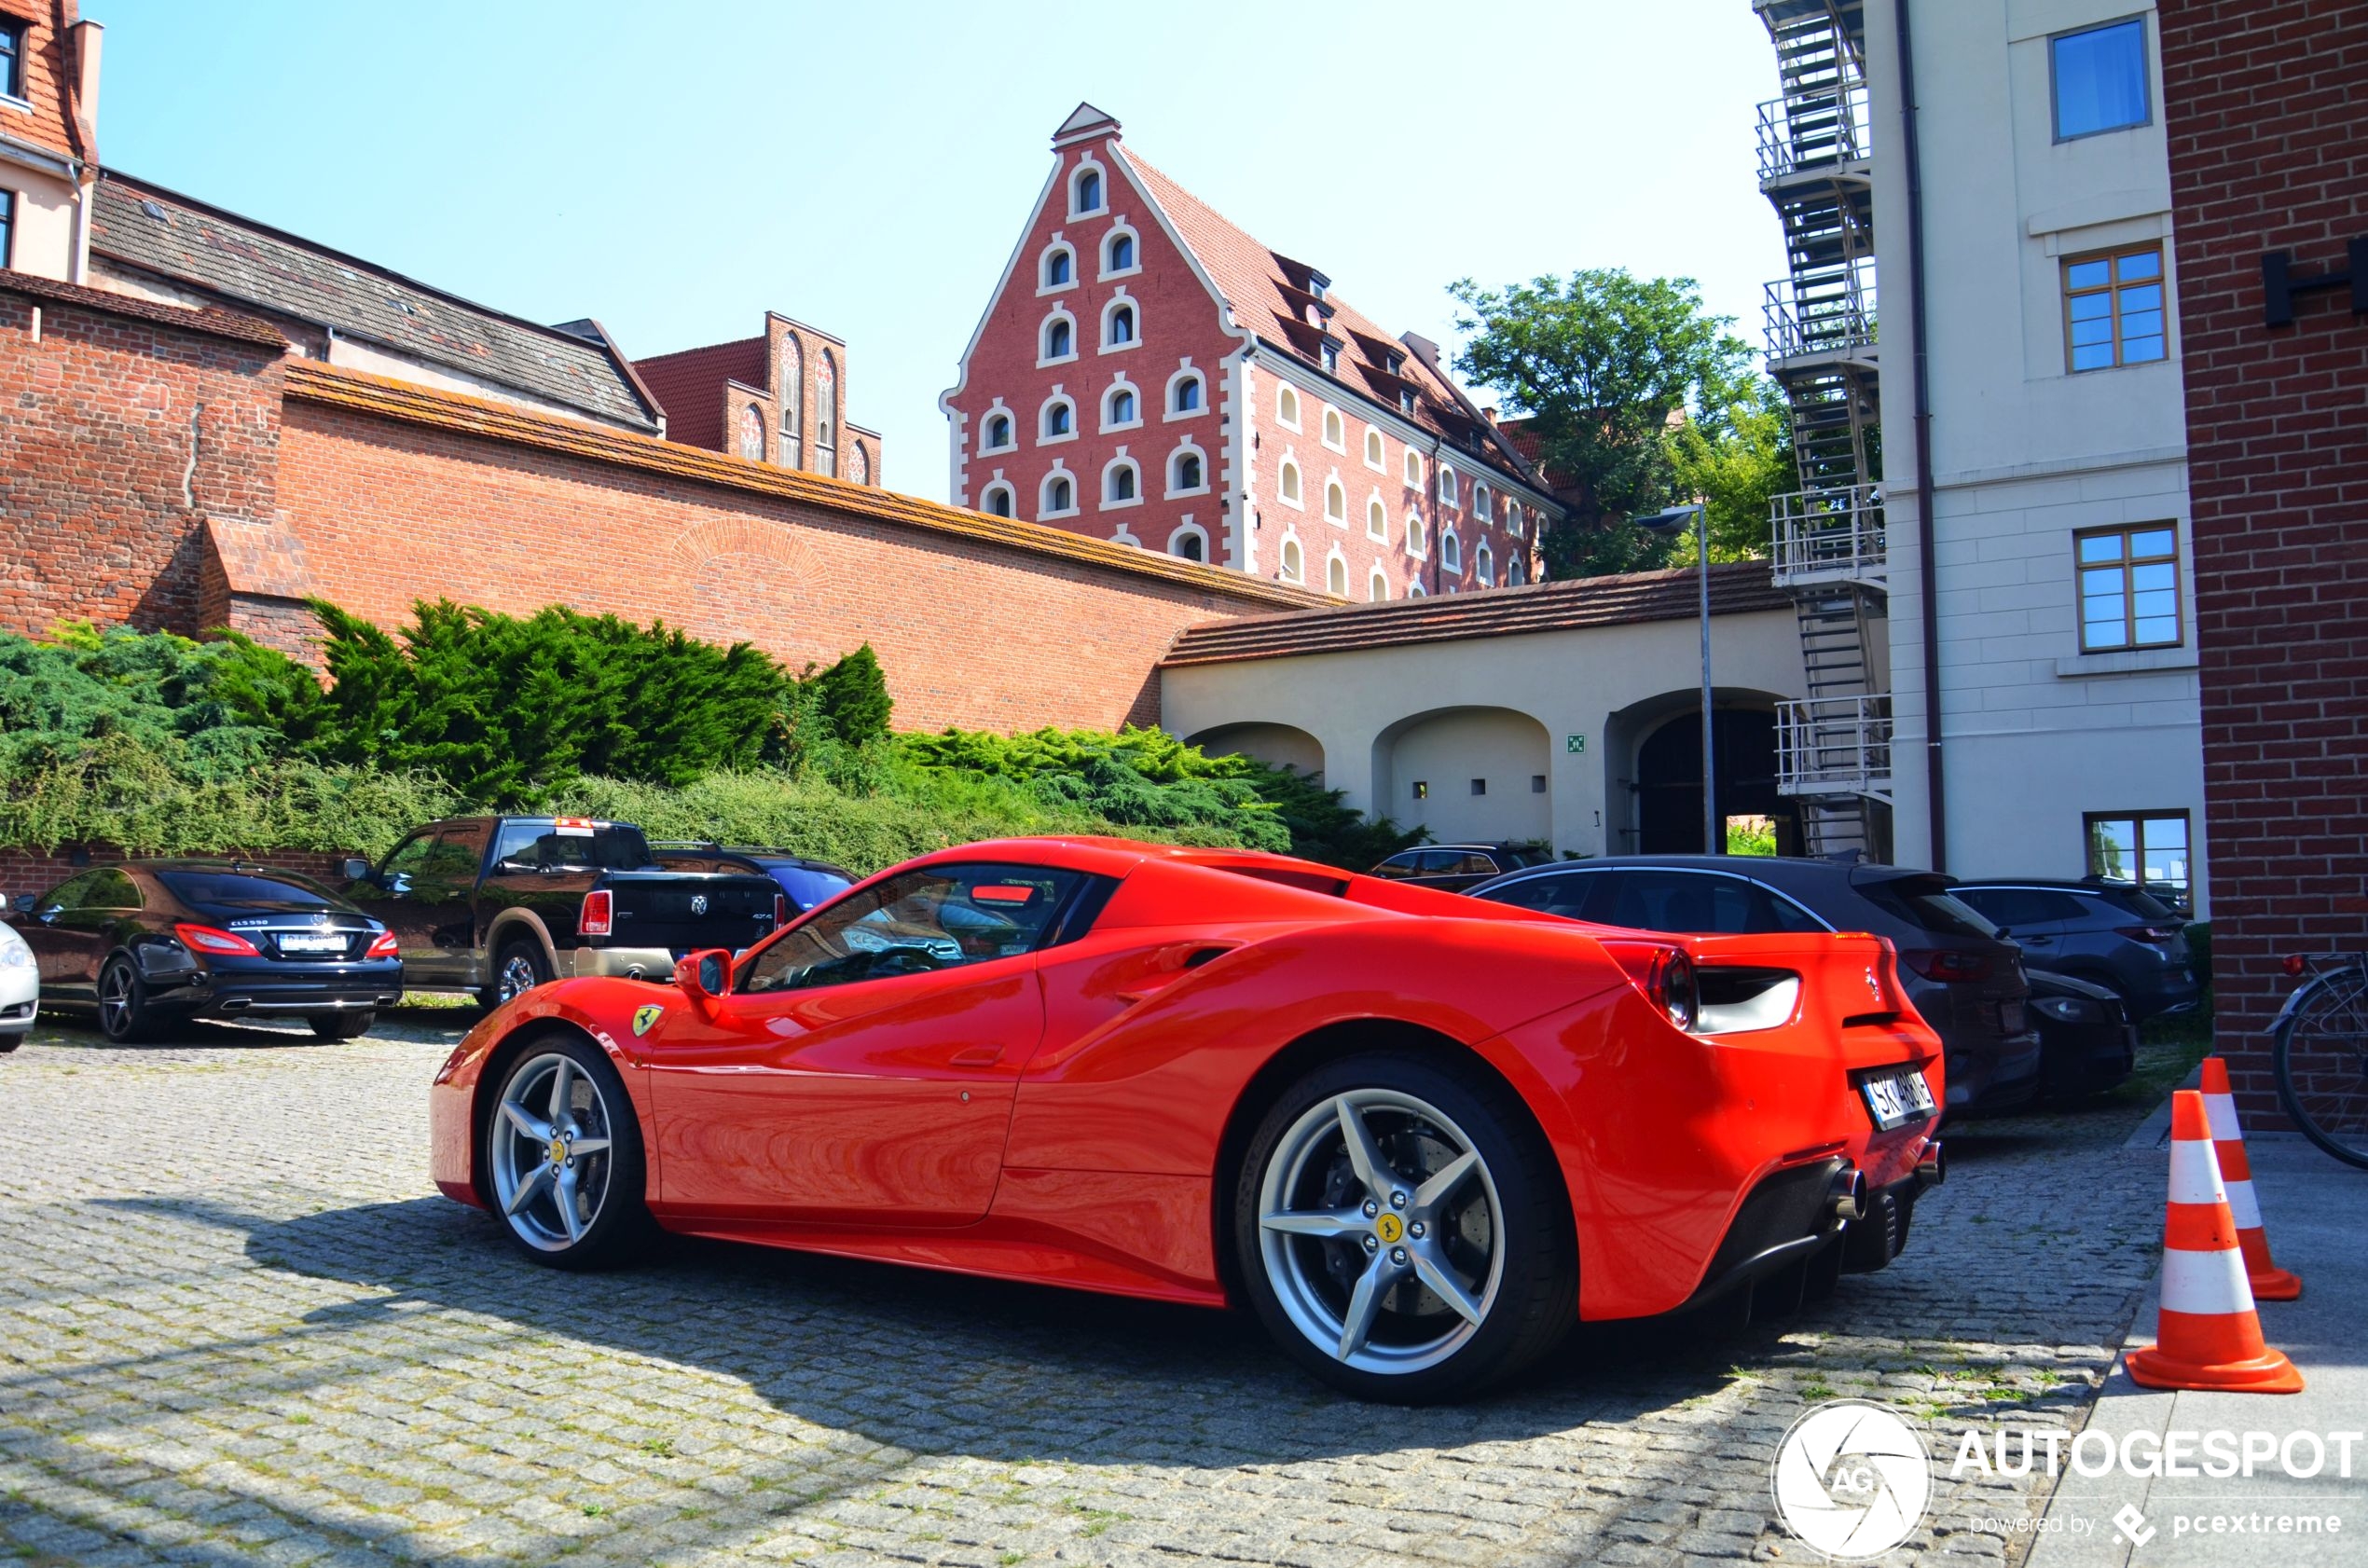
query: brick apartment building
634 314 882 487
941 104 1563 600
2160 1 2368 1120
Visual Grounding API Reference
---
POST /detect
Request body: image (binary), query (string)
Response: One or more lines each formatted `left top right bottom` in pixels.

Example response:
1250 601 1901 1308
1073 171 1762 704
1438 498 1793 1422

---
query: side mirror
10 893 32 916
674 947 733 1020
340 858 373 883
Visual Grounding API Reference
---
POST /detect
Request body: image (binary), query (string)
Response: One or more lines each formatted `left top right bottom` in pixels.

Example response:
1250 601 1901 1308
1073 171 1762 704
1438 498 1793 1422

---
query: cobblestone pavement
1 1010 2174 1568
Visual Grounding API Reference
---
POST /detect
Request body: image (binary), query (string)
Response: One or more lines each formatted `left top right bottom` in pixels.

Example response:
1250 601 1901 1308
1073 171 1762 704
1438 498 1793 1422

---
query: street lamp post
1635 503 1715 855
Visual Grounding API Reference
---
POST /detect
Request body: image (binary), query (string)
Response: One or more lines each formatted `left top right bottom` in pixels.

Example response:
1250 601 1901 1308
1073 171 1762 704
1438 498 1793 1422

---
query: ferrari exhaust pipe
1916 1140 1946 1190
1827 1166 1867 1224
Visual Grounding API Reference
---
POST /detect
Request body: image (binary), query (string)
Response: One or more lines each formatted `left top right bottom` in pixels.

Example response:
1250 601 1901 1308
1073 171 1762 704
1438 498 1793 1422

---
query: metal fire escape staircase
1756 0 1892 859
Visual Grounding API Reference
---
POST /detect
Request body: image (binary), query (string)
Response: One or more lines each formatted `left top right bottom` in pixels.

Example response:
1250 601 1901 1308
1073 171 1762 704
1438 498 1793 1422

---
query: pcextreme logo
1770 1400 1932 1560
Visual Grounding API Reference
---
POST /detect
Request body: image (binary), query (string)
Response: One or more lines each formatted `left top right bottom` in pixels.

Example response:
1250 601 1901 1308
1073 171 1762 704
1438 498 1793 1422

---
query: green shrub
812 643 893 746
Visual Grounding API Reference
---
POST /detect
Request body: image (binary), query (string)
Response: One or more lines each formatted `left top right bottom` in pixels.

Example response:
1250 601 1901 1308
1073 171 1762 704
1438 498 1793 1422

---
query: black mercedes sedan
12 861 402 1042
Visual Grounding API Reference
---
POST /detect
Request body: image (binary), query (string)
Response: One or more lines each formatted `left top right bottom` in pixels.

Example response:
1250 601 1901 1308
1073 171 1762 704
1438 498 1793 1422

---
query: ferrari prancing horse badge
631 1004 665 1037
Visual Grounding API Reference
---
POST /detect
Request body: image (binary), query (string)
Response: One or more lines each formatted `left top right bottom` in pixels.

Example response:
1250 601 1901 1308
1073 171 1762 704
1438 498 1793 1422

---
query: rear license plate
278 933 346 953
1999 999 2026 1034
1859 1066 1937 1131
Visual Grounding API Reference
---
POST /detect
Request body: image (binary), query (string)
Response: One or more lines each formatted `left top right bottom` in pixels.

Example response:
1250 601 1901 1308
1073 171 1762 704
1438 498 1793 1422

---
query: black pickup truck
339 817 782 1009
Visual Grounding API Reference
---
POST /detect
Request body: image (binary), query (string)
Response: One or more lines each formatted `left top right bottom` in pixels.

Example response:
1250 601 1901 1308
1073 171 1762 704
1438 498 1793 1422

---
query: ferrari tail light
1901 948 1992 983
579 888 613 938
365 930 400 960
173 922 260 956
1599 941 1700 1033
2117 925 2181 943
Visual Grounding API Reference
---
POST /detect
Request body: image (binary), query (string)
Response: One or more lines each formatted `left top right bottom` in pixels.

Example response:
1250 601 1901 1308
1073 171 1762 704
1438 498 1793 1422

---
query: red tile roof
1162 561 1788 666
0 266 287 349
630 336 769 453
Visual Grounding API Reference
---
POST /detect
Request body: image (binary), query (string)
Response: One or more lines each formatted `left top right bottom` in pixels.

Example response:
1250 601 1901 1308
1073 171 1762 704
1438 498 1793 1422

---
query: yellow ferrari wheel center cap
547 1137 567 1166
1375 1212 1404 1245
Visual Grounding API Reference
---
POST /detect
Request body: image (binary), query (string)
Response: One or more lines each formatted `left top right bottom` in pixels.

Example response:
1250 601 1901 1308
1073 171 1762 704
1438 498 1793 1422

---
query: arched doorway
1370 707 1552 845
1610 692 1797 856
1186 722 1325 780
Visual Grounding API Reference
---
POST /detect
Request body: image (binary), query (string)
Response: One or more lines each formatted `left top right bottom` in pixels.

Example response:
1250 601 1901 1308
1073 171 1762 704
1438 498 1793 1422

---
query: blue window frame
0 189 14 269
0 19 22 102
2052 18 2150 141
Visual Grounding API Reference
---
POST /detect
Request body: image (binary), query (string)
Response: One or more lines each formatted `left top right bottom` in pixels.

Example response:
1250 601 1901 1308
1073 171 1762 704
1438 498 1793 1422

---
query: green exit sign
1565 734 1586 754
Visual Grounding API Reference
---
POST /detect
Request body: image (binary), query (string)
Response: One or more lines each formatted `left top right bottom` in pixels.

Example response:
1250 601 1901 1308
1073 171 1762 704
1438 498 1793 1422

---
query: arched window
1369 567 1390 602
1276 385 1300 428
1278 458 1301 505
983 411 1012 450
1367 498 1388 541
1325 480 1346 524
1171 449 1204 492
1042 397 1074 439
1172 372 1204 413
1475 481 1494 521
1043 473 1075 515
1441 529 1463 573
1106 302 1136 347
983 482 1014 517
1365 428 1384 469
737 404 764 461
1476 541 1494 585
1043 315 1074 361
1280 537 1303 584
1508 555 1527 586
1323 408 1344 449
1408 511 1428 557
1327 554 1348 597
1105 461 1138 503
1106 385 1137 427
778 337 803 467
850 443 870 485
1409 581 1428 598
1438 465 1457 506
1043 246 1073 288
1403 449 1423 488
1172 529 1205 562
1104 229 1136 273
815 351 838 476
1073 167 1103 214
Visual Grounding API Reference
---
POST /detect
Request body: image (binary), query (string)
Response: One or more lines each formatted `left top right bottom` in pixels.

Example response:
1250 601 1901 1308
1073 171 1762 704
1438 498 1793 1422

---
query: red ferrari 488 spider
430 837 1945 1401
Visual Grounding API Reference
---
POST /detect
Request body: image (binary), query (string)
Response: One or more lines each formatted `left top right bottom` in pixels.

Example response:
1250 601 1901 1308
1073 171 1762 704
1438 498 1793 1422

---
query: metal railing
1755 84 1871 184
1765 267 1879 364
1778 695 1893 797
1770 483 1885 587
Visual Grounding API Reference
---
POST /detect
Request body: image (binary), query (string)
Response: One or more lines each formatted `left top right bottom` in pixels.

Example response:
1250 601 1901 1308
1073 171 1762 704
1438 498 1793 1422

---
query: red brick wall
0 284 285 640
2161 1 2368 1119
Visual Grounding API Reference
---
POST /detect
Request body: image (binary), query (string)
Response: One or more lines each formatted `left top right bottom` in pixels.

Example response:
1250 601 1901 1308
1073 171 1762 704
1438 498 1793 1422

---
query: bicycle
2270 954 2368 1169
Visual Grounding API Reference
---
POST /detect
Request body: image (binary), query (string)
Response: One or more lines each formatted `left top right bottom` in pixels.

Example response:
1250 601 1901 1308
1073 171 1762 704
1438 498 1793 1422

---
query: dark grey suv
1468 855 2044 1116
1948 880 2200 1021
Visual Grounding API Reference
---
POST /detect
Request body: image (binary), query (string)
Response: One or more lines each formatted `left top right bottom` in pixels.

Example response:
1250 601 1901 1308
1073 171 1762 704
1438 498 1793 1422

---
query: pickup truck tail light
579 889 613 939
1900 948 1993 983
173 922 260 956
775 893 790 928
365 930 400 960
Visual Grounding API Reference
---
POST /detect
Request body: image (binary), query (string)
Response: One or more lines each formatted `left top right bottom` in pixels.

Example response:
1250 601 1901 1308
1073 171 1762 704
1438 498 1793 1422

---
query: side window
80 870 144 910
1452 852 1498 876
379 832 442 886
38 872 98 911
491 821 545 870
1747 886 1829 934
742 865 1085 994
1603 871 1760 934
1483 872 1603 921
1372 852 1425 880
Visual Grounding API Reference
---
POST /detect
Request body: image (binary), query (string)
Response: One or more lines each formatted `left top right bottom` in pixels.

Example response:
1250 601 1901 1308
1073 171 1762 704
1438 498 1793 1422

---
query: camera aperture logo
1772 1400 1933 1560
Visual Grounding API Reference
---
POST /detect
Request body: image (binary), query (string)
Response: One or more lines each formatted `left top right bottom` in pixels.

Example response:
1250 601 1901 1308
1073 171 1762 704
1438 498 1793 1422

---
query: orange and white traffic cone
2123 1090 2304 1394
2199 1057 2302 1300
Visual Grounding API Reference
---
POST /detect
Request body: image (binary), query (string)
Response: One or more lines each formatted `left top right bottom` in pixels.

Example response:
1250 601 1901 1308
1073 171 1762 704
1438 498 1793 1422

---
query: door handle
950 1046 1003 1068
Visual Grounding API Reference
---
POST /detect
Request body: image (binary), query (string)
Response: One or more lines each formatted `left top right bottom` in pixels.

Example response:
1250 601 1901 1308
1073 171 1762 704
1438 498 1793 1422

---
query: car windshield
742 865 1084 993
158 870 345 910
494 822 654 872
1858 874 1999 938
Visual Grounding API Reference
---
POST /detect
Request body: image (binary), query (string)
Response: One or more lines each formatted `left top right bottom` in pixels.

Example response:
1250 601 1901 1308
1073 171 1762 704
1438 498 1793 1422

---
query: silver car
0 918 36 1052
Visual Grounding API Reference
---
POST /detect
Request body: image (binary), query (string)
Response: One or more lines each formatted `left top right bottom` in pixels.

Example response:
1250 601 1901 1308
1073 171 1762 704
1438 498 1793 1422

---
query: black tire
482 936 553 1012
309 1011 374 1041
97 956 158 1044
482 1032 654 1270
1232 1050 1576 1404
0 1032 22 1054
2272 982 2368 1170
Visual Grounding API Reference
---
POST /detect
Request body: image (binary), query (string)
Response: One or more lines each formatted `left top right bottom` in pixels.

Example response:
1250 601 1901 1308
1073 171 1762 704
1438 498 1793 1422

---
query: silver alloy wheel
99 962 135 1038
489 1052 617 1252
1257 1088 1506 1376
498 952 543 1005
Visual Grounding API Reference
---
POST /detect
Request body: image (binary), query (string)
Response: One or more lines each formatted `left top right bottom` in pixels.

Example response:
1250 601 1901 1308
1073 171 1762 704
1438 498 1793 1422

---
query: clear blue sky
88 1 1784 502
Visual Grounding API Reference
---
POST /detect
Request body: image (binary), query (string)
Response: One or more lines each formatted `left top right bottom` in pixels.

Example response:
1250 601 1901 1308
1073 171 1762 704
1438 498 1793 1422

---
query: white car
0 918 35 1052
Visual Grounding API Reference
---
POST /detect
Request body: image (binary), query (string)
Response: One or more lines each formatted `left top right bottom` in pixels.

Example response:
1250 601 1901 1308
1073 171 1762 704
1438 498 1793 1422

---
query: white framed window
1369 566 1390 602
1039 393 1076 443
1279 534 1304 585
1403 449 1423 488
1367 496 1388 543
1406 510 1428 558
1321 406 1346 452
1326 551 1349 598
1167 443 1208 496
1102 380 1141 431
1039 309 1077 365
1508 555 1527 586
1324 477 1347 527
1437 465 1459 507
1277 456 1302 507
1039 242 1076 294
1475 541 1494 585
1100 294 1138 352
1508 505 1525 539
1475 481 1493 523
981 480 1016 517
1365 428 1385 471
1409 581 1428 598
1102 455 1141 508
979 406 1015 453
1101 225 1139 277
1070 160 1106 217
1168 522 1210 562
1040 470 1077 518
1276 384 1301 430
1166 365 1205 418
1441 528 1463 573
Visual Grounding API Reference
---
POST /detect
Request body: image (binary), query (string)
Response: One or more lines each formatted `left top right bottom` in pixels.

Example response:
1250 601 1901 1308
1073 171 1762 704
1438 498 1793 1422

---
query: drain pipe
1894 0 1948 872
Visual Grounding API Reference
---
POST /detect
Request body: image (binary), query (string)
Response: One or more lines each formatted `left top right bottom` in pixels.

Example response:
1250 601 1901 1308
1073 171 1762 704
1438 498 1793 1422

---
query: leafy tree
812 643 894 746
1669 378 1796 563
1449 268 1760 578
